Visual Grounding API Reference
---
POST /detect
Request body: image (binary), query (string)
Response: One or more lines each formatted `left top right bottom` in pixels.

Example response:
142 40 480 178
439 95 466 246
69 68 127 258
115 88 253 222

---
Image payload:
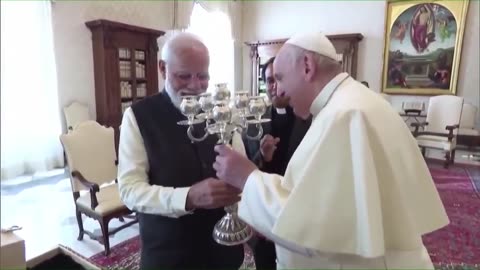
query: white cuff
171 187 194 215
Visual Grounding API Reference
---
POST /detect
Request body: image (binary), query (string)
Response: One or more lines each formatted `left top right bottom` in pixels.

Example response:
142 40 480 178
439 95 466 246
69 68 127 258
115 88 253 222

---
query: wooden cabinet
86 19 165 147
245 33 363 96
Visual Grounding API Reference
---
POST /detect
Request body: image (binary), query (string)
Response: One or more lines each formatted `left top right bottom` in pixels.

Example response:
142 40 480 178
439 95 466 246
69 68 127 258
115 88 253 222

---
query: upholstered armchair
60 121 137 255
459 103 479 136
63 102 91 132
457 103 480 150
411 95 464 168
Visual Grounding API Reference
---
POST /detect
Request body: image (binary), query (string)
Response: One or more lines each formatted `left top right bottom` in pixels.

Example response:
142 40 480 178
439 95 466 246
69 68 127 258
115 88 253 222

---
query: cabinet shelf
86 19 165 149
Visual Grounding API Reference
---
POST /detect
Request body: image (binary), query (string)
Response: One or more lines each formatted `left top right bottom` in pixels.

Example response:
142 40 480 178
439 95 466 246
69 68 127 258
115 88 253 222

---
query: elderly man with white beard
117 32 244 270
213 32 449 269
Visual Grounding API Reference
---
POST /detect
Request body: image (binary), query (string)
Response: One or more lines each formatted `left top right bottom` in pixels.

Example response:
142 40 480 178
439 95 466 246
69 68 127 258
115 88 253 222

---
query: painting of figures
382 0 470 95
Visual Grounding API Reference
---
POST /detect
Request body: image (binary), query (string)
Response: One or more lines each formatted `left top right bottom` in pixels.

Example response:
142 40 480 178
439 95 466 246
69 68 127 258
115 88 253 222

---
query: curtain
187 2 235 92
196 1 243 92
159 1 241 93
173 0 195 30
1 1 64 180
196 0 240 36
156 0 195 91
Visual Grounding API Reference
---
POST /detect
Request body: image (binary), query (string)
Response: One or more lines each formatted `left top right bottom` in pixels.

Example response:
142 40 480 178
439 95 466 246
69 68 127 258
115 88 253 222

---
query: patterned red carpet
422 162 480 269
88 238 255 270
87 162 480 270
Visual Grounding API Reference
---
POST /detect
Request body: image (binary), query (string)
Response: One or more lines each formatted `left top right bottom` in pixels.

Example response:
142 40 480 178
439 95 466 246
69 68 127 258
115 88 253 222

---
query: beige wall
50 1 479 130
242 0 480 127
52 1 173 131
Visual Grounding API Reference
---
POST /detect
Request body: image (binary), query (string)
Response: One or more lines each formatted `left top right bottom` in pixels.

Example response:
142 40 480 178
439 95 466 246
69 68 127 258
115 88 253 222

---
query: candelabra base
212 204 253 246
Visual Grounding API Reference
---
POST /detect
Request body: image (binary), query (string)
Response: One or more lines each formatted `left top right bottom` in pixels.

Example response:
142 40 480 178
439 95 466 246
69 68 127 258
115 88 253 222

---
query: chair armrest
411 122 428 136
72 171 100 209
445 124 459 131
114 160 119 183
411 122 429 128
445 124 460 142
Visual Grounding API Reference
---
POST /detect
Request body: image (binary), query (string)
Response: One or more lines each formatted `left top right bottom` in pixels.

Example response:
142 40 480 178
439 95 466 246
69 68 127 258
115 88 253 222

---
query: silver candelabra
177 83 271 246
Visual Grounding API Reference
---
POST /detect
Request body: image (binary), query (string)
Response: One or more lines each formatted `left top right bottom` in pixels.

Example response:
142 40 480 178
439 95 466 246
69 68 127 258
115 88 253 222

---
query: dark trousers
253 238 277 270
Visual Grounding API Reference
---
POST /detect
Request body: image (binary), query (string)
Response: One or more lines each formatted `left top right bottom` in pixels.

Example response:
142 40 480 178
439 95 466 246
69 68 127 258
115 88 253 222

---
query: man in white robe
213 32 449 269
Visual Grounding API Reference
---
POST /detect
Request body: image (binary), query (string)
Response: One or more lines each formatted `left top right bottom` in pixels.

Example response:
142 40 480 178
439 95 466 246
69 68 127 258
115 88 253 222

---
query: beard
165 79 183 109
164 80 208 110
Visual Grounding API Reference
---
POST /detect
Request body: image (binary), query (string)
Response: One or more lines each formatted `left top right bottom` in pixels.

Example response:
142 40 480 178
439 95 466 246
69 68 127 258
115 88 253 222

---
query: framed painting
381 0 470 95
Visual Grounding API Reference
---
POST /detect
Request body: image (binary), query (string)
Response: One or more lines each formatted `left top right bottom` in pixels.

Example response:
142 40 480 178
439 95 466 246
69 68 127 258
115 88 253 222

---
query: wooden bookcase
245 33 363 96
86 19 165 148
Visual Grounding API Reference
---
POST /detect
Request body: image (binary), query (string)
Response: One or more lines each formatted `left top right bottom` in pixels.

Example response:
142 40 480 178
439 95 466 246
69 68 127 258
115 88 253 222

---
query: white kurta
238 73 449 269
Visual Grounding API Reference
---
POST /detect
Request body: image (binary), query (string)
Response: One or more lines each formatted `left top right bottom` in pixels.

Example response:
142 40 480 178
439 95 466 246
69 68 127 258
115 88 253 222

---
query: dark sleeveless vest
131 91 244 270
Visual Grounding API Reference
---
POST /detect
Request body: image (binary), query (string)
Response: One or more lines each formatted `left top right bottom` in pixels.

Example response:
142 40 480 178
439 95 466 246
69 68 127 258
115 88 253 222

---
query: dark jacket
244 105 311 175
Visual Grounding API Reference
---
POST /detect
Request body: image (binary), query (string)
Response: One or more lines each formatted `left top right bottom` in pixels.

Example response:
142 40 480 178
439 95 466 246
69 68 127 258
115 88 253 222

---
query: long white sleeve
238 169 289 236
238 170 319 257
117 108 192 217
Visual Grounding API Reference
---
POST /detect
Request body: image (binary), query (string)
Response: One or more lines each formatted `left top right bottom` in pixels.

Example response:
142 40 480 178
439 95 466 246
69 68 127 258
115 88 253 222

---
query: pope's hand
260 135 280 162
213 144 257 190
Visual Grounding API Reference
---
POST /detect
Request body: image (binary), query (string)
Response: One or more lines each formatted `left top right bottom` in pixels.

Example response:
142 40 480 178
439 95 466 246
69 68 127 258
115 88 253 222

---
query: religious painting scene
387 3 457 90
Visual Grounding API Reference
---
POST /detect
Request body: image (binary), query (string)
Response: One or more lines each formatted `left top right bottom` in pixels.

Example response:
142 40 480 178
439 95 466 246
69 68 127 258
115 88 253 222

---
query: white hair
160 32 208 108
161 32 207 64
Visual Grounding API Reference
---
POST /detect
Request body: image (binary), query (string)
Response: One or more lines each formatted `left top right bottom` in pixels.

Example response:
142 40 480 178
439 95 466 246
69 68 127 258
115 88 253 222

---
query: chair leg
76 210 84 241
444 151 451 169
451 150 456 164
99 218 110 256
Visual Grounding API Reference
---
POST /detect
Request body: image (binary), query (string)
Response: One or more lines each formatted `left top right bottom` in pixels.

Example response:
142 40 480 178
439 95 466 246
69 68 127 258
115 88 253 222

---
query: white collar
275 108 287 115
309 72 350 117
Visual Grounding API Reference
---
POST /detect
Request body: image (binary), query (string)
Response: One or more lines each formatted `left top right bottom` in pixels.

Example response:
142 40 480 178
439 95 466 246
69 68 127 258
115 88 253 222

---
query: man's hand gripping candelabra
177 83 270 246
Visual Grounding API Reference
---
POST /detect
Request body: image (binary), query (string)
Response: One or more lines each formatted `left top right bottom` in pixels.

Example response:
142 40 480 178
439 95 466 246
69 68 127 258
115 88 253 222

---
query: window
1 1 63 180
187 3 235 94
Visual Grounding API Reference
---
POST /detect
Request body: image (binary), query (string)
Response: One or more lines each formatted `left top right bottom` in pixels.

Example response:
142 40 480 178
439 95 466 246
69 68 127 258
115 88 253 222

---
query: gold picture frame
381 0 470 95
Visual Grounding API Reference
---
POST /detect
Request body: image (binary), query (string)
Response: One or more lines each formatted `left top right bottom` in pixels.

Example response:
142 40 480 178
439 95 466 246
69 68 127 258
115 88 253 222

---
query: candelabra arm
244 123 264 140
187 125 209 142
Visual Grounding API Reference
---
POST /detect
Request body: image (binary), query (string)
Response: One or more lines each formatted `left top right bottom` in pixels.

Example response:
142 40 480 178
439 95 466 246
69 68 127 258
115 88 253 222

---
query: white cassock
238 73 449 269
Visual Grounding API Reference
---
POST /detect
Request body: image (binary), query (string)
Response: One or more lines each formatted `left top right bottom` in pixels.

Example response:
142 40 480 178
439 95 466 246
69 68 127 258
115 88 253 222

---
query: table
0 231 26 269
